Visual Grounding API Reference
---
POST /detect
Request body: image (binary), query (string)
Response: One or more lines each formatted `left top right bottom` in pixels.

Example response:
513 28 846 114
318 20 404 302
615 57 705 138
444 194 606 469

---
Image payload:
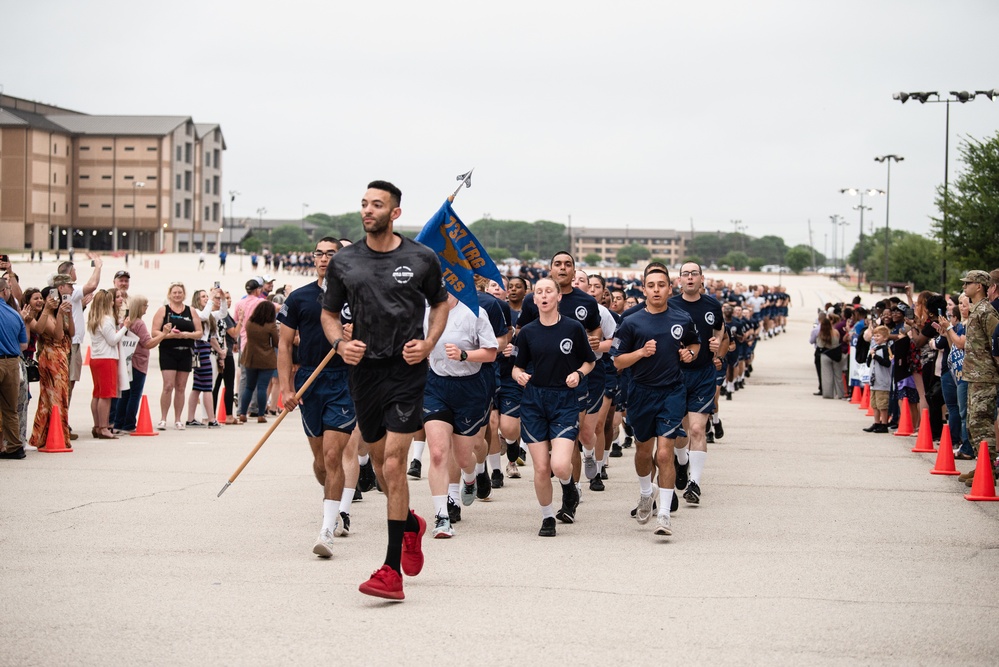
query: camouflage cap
960 269 991 286
51 273 74 287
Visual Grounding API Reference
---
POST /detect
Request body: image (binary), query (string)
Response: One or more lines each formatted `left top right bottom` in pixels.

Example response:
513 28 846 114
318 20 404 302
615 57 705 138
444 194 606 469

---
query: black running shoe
538 517 556 537
726 391 733 401
407 459 422 479
610 443 623 458
600 466 608 480
720 386 729 398
862 423 879 433
706 431 715 444
622 435 633 449
623 422 634 438
358 460 376 492
589 474 605 492
447 497 461 523
713 419 724 440
556 483 578 523
683 480 701 505
476 471 491 500
674 455 689 491
353 487 362 501
671 492 679 512
490 469 504 489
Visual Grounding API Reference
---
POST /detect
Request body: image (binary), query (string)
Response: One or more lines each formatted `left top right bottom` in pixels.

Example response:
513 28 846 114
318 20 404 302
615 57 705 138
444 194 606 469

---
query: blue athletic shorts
602 357 619 400
581 362 605 414
715 358 727 385
737 343 750 361
681 364 716 414
423 370 492 436
295 366 355 437
520 383 580 444
496 376 523 417
615 369 632 411
626 382 687 443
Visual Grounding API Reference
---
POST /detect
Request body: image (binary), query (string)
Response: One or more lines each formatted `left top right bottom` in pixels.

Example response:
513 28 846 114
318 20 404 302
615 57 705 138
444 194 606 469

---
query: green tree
747 235 788 265
270 225 311 254
748 257 765 272
617 243 651 267
469 218 567 259
241 236 263 254
583 253 602 266
520 250 537 263
932 131 999 287
785 246 812 274
487 247 510 263
857 228 940 292
721 251 749 270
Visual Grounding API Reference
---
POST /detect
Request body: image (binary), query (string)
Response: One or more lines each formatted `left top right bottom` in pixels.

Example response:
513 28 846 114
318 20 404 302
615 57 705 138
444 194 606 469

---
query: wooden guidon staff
217 346 337 497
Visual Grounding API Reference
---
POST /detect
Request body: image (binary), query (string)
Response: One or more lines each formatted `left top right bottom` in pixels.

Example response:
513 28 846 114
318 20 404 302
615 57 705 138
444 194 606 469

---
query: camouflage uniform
963 277 999 456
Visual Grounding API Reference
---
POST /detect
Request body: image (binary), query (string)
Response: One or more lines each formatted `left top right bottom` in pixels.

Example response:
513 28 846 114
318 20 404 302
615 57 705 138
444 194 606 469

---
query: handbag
25 358 40 383
821 346 843 363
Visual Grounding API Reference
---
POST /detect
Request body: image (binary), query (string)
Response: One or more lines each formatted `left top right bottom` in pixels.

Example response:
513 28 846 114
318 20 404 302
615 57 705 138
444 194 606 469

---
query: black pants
922 364 944 440
814 348 823 392
213 354 235 418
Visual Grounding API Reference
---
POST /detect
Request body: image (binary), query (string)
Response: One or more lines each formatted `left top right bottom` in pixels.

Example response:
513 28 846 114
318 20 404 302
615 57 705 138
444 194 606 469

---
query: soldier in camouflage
959 270 999 477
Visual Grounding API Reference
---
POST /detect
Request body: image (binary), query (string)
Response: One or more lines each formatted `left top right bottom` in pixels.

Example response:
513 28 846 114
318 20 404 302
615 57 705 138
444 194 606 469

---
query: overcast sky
4 0 998 257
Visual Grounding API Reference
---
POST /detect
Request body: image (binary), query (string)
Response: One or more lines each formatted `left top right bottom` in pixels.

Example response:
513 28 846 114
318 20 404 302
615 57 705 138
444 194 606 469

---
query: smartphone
214 281 221 290
90 260 95 267
124 308 130 318
938 308 944 317
62 294 70 303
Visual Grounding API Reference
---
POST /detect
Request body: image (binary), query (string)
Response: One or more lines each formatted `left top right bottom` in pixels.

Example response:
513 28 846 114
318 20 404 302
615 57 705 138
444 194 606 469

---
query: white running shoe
653 514 672 536
636 485 658 524
333 512 350 537
506 461 521 479
312 528 335 558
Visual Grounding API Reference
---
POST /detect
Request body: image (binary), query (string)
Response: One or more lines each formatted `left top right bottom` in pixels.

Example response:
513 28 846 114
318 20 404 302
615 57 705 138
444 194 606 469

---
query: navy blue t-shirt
515 316 596 388
667 294 722 370
278 280 350 369
518 287 601 333
610 306 699 387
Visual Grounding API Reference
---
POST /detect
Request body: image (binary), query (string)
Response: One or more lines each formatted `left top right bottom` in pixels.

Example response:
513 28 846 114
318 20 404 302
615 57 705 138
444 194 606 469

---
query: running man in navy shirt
278 237 360 558
612 267 700 537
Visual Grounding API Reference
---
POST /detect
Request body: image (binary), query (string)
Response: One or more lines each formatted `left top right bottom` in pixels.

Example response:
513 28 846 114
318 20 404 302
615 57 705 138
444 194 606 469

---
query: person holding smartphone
27 286 74 451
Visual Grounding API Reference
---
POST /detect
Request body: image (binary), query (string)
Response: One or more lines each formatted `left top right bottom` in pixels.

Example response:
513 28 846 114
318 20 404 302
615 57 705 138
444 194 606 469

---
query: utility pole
807 219 816 270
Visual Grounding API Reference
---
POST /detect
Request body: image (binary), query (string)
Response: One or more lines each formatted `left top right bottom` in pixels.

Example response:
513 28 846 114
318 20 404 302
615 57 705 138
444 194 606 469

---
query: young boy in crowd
864 325 892 433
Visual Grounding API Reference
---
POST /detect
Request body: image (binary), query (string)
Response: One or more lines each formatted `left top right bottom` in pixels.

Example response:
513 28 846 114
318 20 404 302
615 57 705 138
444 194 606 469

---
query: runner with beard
278 237 360 557
516 253 601 521
513 277 595 536
611 267 700 536
668 262 725 505
321 181 448 601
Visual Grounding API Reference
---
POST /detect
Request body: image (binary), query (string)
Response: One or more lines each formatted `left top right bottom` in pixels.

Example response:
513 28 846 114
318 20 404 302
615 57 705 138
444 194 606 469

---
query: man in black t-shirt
321 181 449 601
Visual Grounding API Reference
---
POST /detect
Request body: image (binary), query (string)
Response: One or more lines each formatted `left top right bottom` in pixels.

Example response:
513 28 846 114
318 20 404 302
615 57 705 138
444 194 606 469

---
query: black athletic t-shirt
515 316 596 388
280 281 346 369
518 287 601 333
610 307 699 387
667 294 722 370
323 235 447 360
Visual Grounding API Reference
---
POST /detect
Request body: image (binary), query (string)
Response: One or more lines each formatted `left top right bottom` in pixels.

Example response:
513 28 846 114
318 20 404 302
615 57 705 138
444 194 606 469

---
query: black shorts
159 345 194 373
349 356 427 443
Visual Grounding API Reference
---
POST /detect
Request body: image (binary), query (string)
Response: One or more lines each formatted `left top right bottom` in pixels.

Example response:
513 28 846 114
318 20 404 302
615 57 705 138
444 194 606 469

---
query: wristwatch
576 370 585 382
332 338 342 354
460 350 468 362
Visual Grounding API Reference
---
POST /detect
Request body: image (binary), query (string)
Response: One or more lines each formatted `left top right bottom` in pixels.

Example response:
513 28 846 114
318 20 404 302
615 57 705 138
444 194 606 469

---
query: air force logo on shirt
560 338 574 354
705 312 715 326
671 324 684 340
575 306 587 320
341 304 351 320
393 266 414 284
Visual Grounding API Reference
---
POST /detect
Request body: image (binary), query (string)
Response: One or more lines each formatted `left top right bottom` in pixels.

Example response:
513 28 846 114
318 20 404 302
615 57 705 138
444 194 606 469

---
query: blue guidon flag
416 199 505 315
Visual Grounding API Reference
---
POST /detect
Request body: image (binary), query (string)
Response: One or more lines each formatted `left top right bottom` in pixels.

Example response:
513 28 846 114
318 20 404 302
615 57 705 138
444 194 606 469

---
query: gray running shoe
636 486 658 524
583 454 598 480
653 514 673 536
433 514 453 539
461 479 476 506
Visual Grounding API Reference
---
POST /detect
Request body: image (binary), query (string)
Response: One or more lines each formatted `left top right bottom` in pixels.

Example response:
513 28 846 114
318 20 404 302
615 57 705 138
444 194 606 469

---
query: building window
146 204 157 209
213 202 219 222
214 129 220 142
184 171 192 191
147 146 157 152
125 204 134 209
213 149 220 167
147 175 157 180
53 173 57 183
205 151 211 167
205 206 210 220
124 175 134 180
175 203 181 218
184 200 192 219
101 175 112 180
80 146 90 151
205 178 211 194
79 204 89 208
102 204 112 209
125 146 135 152
176 174 182 190
213 175 219 195
53 143 58 154
102 146 112 151
80 175 90 180
176 146 182 161
53 202 57 212
185 143 192 164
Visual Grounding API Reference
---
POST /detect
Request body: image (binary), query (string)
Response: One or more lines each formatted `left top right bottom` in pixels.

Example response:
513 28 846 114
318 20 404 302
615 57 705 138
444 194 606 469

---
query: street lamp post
131 181 145 255
829 215 841 271
893 89 997 291
257 207 267 257
840 188 884 289
874 155 903 289
301 203 309 231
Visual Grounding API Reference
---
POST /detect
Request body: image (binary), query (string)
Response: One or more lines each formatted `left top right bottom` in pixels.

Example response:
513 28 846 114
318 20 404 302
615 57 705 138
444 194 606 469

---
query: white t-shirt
427 302 498 377
71 286 86 345
594 304 617 360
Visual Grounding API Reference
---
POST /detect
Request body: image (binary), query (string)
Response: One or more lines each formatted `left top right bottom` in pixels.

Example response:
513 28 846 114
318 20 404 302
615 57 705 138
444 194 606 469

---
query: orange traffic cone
849 384 862 404
866 395 875 417
964 440 999 502
911 408 935 453
216 387 227 423
930 424 960 475
39 405 72 453
894 401 914 437
83 346 91 366
277 392 283 411
858 384 870 410
130 395 159 437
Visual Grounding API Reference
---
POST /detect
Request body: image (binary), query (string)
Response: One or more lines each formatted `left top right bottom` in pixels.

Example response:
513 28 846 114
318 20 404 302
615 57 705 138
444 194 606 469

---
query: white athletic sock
711 413 720 424
726 381 735 392
448 483 460 504
339 489 354 515
322 499 338 532
503 437 519 446
358 454 369 466
601 452 609 467
689 450 707 485
487 453 502 472
432 494 448 519
659 488 673 518
582 447 595 460
638 474 654 496
461 469 477 484
597 458 605 473
675 445 689 465
411 440 426 462
557 476 572 486
541 504 556 519
474 462 485 475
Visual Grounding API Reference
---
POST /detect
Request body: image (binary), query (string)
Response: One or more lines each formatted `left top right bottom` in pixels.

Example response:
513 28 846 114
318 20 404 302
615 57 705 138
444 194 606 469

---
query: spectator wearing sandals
87 289 130 440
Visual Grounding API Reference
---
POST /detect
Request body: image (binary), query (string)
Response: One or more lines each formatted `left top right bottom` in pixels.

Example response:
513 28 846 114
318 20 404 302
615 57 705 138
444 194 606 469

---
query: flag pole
450 168 474 200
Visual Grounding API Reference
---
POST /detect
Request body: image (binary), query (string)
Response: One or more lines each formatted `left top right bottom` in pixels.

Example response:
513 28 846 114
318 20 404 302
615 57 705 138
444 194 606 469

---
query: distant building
570 226 696 266
0 93 224 253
